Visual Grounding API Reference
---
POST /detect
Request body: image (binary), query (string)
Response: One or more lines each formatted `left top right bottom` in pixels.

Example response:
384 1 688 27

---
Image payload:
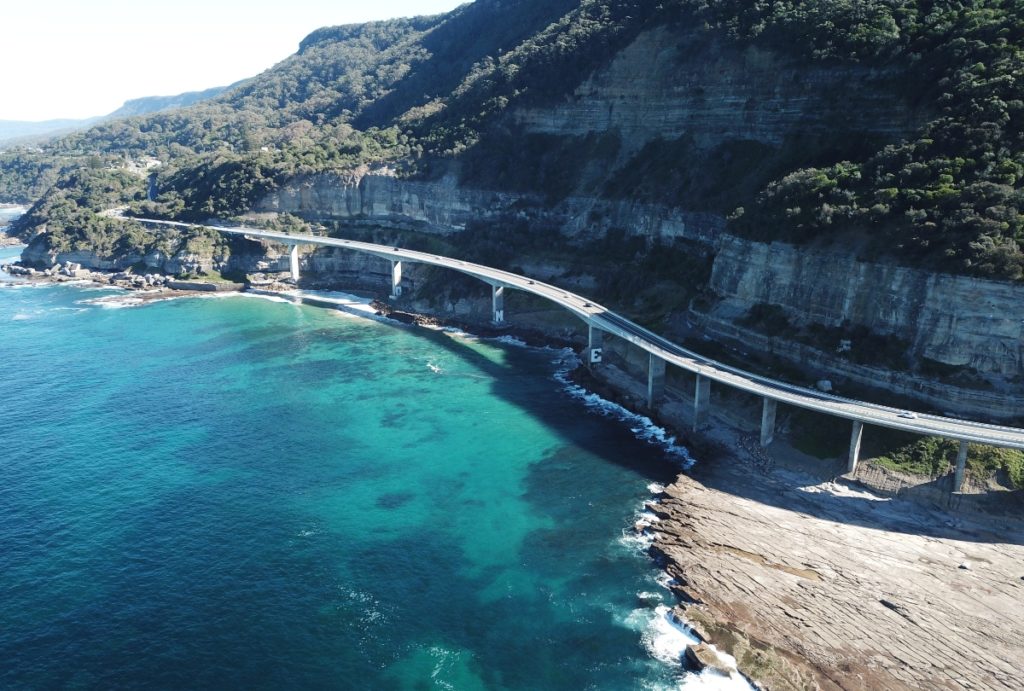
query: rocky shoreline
371 308 1024 689
4 257 1022 689
2 260 246 293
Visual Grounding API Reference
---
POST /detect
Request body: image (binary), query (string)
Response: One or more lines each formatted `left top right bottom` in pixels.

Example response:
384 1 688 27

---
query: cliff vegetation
2 0 1020 282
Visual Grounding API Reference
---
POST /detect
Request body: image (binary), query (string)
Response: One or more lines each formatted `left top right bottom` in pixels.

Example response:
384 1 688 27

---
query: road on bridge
137 219 1024 451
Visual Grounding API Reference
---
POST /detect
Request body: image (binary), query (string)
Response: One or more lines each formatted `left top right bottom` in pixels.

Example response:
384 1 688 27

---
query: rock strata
652 461 1024 689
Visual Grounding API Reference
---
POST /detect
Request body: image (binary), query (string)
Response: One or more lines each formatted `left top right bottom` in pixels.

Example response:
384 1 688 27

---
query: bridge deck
137 219 1024 450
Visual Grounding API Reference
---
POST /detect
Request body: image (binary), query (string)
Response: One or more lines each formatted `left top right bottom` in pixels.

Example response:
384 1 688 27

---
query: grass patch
872 438 1024 488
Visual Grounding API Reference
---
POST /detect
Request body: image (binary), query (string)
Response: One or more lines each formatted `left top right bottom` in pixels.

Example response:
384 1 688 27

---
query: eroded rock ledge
650 463 1024 689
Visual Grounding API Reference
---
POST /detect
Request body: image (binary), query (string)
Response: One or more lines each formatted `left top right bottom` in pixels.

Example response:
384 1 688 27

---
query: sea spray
554 361 696 469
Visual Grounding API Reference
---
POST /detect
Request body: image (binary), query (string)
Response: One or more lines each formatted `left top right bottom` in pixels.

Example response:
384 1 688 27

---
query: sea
0 219 752 689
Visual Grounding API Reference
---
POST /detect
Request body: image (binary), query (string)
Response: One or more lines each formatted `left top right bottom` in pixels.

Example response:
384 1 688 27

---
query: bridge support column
693 374 710 431
953 440 969 492
760 398 777 447
847 421 864 473
289 244 300 282
587 325 603 368
390 260 402 298
491 284 505 324
647 354 666 410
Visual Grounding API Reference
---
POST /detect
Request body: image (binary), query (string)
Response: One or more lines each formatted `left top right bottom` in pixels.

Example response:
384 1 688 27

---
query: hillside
3 0 1024 422
4 0 1022 279
0 86 229 149
106 85 231 119
0 118 101 147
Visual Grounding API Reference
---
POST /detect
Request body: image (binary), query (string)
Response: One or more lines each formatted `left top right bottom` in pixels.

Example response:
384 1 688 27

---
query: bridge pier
647 354 666 409
491 284 505 324
953 440 969 492
587 325 603 368
289 245 300 282
390 260 403 298
693 374 710 431
847 421 864 473
760 398 777 447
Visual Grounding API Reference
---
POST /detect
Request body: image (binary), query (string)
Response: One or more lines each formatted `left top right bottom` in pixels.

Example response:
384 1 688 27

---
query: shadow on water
397 323 682 486
391 320 1024 547
218 300 1024 547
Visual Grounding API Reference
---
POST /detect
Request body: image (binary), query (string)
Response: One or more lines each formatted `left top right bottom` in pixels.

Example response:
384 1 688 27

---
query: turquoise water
0 245 743 689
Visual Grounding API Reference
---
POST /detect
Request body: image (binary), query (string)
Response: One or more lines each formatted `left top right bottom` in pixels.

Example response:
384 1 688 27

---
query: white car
898 411 918 420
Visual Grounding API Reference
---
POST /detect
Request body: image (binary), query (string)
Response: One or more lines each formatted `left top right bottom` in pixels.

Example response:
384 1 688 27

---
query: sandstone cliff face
707 238 1024 379
20 243 231 276
242 14 1021 417
257 171 529 234
513 26 918 153
24 24 1017 419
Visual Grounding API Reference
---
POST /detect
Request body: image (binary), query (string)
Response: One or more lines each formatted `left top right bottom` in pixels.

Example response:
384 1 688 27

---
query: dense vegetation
2 0 1023 281
874 437 1024 490
719 0 1024 280
14 168 147 255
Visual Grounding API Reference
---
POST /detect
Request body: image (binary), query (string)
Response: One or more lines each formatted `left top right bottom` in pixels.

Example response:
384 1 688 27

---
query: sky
0 0 466 122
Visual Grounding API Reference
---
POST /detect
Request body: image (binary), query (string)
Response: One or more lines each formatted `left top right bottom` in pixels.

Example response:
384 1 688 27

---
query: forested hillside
3 0 1023 280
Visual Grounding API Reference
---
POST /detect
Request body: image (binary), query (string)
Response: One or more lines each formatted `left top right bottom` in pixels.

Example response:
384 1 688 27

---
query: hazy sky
1 0 466 121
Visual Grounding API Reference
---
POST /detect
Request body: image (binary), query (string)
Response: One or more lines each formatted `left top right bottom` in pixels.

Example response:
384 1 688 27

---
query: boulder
684 643 731 675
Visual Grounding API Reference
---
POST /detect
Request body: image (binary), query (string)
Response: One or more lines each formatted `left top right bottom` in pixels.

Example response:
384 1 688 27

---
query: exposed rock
654 465 1024 690
166 280 242 292
708 237 1024 378
684 643 730 676
514 26 919 154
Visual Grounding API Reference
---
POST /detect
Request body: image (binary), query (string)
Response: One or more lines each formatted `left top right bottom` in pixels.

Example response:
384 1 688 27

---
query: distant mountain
0 85 229 147
107 85 230 119
0 118 100 146
3 0 1024 283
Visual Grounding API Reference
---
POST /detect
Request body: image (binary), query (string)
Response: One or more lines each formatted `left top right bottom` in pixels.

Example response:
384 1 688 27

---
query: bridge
139 218 1024 491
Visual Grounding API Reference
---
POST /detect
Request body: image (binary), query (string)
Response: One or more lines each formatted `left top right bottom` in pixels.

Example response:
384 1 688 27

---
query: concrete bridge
139 219 1024 491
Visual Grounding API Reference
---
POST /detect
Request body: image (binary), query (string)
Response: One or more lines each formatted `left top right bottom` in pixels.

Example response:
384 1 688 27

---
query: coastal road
138 219 1024 450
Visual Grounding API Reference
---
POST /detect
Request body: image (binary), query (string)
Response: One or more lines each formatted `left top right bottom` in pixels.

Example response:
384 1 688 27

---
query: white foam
426 323 471 336
554 367 695 468
81 296 146 309
620 528 655 552
427 362 443 374
0 282 44 289
642 605 700 665
638 606 755 690
648 482 666 494
237 291 292 304
655 573 679 589
11 313 31 320
492 334 529 348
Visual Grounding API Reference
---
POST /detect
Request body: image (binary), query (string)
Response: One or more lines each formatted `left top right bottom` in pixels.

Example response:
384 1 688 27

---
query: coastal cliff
8 4 1024 424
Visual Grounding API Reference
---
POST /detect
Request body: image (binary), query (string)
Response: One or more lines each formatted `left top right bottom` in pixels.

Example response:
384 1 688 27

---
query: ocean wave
80 296 147 309
0 282 44 289
492 334 529 348
638 606 753 690
620 505 665 552
236 291 293 304
554 366 695 468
